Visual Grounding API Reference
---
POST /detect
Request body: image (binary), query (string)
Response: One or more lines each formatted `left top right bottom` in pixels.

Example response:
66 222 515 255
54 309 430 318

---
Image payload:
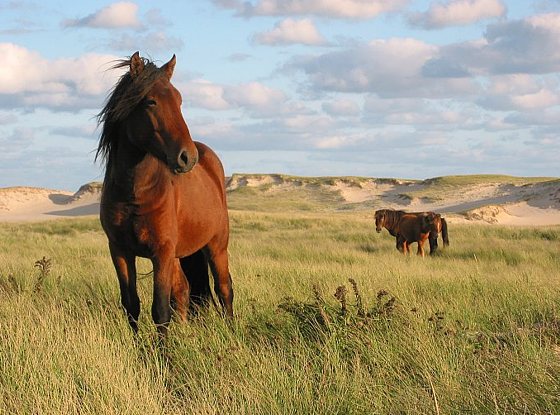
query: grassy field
1 209 560 414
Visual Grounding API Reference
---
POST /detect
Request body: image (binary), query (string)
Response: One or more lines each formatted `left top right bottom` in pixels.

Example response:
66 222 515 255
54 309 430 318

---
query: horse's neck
384 212 398 232
104 138 171 199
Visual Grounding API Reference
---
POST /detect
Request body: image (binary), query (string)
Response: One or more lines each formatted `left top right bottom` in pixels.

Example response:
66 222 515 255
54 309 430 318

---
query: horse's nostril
178 150 189 167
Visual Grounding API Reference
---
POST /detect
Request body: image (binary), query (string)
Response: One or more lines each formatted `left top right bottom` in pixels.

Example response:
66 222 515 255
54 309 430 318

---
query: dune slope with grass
0 174 558 225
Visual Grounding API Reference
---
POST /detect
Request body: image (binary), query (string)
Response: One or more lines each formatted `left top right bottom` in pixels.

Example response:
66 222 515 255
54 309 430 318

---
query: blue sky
1 0 559 190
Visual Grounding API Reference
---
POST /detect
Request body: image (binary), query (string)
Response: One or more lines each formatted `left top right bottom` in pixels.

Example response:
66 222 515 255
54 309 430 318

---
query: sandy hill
0 183 102 223
0 174 559 225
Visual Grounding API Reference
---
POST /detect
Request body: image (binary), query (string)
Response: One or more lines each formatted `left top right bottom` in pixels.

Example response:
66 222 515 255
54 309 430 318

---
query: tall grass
1 213 559 414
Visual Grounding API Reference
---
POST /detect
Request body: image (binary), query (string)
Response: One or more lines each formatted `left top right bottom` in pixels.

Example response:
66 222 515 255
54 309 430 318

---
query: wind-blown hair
96 56 167 166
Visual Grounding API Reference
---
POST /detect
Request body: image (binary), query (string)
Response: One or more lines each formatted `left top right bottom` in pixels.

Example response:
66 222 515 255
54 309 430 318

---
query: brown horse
374 209 449 256
96 52 233 335
423 212 449 254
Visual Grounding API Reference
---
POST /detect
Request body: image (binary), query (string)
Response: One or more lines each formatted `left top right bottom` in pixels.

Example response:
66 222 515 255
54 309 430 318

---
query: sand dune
226 174 560 226
0 184 101 223
1 175 559 225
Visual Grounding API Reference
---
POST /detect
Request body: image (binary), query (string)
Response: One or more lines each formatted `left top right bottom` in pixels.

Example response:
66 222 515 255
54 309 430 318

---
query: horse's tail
441 218 449 246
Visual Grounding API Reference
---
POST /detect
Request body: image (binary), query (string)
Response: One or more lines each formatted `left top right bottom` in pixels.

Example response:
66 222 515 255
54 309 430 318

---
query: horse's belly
174 215 221 257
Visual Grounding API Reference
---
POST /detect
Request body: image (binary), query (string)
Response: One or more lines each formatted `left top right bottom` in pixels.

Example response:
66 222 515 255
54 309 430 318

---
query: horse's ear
162 54 176 80
130 51 144 78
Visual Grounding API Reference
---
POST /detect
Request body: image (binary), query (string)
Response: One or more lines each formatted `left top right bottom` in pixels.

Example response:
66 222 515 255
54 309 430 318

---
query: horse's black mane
96 56 166 166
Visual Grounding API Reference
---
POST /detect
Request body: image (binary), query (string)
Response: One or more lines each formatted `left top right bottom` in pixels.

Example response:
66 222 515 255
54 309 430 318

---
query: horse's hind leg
206 242 233 318
180 250 214 313
109 242 140 332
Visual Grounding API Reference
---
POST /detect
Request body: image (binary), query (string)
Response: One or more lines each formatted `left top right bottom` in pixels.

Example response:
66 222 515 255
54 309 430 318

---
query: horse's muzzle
376 228 382 233
173 149 198 174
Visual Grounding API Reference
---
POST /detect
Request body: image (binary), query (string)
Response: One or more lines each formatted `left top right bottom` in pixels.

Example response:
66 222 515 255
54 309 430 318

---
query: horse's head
422 212 441 233
123 52 198 174
374 210 385 233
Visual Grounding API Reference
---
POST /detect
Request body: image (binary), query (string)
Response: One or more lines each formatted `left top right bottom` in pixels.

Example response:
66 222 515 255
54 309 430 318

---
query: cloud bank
0 43 119 111
408 0 506 29
213 0 409 19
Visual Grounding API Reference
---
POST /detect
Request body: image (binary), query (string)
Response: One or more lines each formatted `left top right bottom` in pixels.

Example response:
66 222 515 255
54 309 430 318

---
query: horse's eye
145 99 157 107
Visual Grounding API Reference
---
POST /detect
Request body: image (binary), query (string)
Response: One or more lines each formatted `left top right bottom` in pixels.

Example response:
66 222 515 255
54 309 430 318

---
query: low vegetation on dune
400 175 560 204
422 174 559 186
1 205 559 414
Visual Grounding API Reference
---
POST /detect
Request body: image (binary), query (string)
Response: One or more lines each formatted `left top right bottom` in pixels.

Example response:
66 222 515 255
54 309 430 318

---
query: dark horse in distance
375 209 449 256
96 52 233 335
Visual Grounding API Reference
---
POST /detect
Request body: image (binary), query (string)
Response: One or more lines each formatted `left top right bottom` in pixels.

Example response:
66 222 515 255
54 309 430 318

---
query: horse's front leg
109 242 140 332
396 235 405 253
170 261 190 322
402 240 409 255
417 239 426 257
151 244 178 336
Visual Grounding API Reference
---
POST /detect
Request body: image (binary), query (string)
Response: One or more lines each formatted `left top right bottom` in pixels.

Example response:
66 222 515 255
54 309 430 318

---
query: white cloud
477 74 560 111
363 95 481 129
409 0 506 29
281 114 332 130
63 1 141 29
322 98 360 116
189 117 236 141
254 18 327 46
182 79 289 115
487 74 539 96
0 43 120 111
0 127 35 153
292 38 477 98
312 133 363 149
213 0 409 19
49 124 97 139
0 112 17 125
527 13 560 33
183 80 230 110
511 89 559 109
509 112 560 127
224 82 287 111
0 43 43 94
423 13 560 77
